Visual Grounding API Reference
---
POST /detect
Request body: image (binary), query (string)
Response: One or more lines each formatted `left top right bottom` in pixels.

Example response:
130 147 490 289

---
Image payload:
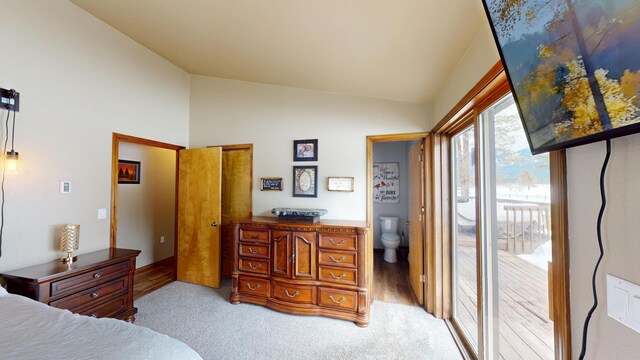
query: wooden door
293 232 316 280
177 147 222 288
408 141 425 304
220 145 253 278
272 230 291 277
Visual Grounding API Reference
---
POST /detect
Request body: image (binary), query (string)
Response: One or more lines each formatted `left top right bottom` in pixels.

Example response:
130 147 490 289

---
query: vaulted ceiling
71 0 487 104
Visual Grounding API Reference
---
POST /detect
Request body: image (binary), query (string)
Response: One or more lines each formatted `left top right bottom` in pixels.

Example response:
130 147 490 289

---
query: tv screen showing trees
482 0 640 154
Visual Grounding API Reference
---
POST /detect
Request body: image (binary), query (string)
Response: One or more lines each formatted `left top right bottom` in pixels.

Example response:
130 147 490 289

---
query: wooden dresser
1 248 140 322
230 217 370 327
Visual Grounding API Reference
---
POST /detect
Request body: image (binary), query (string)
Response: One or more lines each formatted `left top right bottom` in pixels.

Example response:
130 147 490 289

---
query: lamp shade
60 224 80 253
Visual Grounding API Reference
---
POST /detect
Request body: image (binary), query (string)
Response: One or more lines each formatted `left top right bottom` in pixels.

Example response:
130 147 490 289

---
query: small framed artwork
293 139 318 162
327 177 354 192
118 160 141 184
293 166 318 197
260 177 283 191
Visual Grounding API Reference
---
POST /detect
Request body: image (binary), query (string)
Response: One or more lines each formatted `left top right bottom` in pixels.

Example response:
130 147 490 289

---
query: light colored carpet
136 281 462 360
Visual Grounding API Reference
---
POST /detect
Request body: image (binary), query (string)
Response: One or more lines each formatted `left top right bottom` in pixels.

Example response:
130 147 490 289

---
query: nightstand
1 248 141 322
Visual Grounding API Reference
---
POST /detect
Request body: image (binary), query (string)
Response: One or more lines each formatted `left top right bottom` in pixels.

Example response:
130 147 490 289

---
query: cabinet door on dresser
272 230 292 277
292 232 316 280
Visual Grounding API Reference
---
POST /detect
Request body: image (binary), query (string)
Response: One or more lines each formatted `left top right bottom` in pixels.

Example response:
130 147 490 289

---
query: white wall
372 141 411 249
189 75 431 221
117 142 176 268
567 137 640 359
432 22 500 126
0 1 189 272
433 17 640 360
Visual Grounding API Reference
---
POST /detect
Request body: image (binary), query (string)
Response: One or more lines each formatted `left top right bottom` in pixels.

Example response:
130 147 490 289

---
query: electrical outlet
160 236 165 244
97 208 107 220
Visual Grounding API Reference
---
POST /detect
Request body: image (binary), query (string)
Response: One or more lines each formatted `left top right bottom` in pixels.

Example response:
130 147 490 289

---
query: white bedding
0 286 202 360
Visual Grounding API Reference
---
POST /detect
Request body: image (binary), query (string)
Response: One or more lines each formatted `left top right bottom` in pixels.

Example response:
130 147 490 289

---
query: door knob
211 222 218 227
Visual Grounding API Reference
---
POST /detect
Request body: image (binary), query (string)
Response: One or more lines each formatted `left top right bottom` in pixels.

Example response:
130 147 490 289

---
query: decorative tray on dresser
230 217 371 327
0 248 141 322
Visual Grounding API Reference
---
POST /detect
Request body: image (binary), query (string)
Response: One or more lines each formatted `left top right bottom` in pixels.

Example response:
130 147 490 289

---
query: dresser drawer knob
329 238 346 246
93 273 101 279
329 271 347 280
90 292 99 299
89 313 97 318
329 255 347 263
247 262 262 270
284 290 300 298
328 295 347 304
246 283 261 291
247 247 261 255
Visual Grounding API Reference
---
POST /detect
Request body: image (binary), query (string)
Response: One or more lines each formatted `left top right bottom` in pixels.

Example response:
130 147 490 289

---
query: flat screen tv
481 0 640 154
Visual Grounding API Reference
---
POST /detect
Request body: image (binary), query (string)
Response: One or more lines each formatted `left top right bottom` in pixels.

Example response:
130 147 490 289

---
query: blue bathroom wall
372 141 415 249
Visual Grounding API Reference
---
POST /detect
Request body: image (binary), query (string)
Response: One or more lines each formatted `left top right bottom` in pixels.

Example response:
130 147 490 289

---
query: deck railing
503 203 550 255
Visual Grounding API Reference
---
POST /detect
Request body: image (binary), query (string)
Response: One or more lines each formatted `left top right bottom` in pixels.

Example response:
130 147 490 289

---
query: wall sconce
60 224 80 264
5 150 18 176
1 88 19 176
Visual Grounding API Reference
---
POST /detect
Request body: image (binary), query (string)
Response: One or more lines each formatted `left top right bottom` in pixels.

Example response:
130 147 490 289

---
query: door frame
110 133 185 275
366 132 432 310
431 61 571 359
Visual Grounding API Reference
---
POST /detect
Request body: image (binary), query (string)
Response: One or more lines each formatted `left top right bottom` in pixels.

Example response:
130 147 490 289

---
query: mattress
0 286 202 360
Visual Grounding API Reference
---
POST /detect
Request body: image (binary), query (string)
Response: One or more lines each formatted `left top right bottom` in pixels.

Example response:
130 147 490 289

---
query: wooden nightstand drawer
239 258 270 275
318 266 357 286
318 287 358 312
50 261 130 298
50 276 129 310
272 282 316 304
76 294 128 319
318 250 356 268
238 276 270 297
239 229 270 243
318 233 357 251
239 243 270 259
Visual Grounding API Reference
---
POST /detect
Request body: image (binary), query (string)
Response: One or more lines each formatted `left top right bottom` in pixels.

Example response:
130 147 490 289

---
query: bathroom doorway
366 133 430 308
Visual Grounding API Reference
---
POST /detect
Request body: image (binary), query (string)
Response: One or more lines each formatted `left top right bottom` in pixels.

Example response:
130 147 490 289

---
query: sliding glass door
451 94 554 359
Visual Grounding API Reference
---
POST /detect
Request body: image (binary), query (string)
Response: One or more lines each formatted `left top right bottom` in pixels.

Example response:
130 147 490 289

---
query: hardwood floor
373 249 420 306
134 257 175 300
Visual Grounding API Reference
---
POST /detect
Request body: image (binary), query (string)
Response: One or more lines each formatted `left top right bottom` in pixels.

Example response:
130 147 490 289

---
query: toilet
380 216 401 263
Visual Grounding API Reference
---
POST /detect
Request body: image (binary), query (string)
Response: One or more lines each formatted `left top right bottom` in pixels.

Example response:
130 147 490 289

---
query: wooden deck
456 241 554 359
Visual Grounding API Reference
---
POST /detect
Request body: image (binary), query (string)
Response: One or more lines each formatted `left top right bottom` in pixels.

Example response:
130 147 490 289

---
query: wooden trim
135 256 175 273
431 63 572 359
110 133 185 251
432 61 505 133
366 132 429 314
550 150 572 360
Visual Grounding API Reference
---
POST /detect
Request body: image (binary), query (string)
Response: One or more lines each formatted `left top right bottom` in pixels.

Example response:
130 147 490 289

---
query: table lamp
60 224 80 264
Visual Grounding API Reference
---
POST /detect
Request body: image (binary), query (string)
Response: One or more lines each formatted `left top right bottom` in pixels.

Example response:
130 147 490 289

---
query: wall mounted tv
481 0 640 155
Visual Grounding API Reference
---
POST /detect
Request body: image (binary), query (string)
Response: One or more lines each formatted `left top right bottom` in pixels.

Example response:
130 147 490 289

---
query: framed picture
373 162 399 203
327 177 354 192
293 139 318 162
293 166 318 197
260 177 283 191
118 160 141 184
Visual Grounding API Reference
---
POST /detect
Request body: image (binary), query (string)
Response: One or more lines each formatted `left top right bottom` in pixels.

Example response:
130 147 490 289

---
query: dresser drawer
238 276 270 297
50 261 130 298
239 229 270 243
318 250 356 268
318 233 357 251
272 282 316 304
76 294 128 319
318 287 358 312
238 258 270 275
238 243 270 259
318 266 357 286
50 276 129 310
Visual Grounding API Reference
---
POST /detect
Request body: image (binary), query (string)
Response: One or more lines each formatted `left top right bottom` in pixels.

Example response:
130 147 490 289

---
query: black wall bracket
0 88 19 112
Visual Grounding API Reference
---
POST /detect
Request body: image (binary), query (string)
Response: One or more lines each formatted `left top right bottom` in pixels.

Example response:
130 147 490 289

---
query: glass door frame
430 62 571 360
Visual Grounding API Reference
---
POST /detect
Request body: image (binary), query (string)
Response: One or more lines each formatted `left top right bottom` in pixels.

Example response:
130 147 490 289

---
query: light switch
97 208 107 220
607 274 640 333
60 181 72 194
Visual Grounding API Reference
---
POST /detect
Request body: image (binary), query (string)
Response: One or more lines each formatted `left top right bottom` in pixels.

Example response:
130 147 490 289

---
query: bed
0 286 202 360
